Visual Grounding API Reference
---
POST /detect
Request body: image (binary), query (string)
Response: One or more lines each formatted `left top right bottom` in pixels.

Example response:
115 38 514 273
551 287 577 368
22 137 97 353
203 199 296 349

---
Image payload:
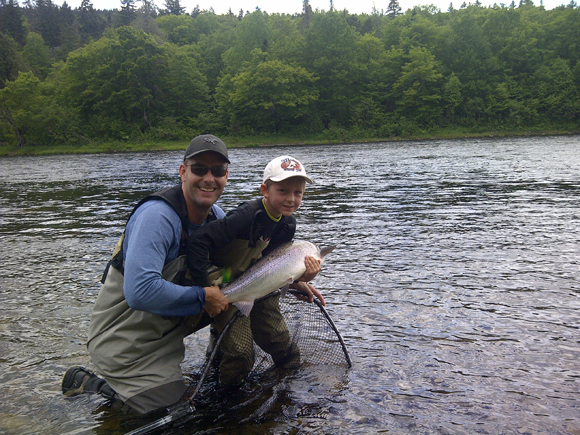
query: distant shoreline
1 129 578 157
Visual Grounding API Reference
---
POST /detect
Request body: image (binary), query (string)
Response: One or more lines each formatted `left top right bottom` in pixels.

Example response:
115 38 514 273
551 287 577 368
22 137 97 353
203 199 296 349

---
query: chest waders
86 185 214 414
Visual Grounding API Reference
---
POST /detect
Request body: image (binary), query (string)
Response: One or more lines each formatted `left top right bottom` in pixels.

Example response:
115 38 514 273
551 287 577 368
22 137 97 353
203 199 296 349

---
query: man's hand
290 281 326 306
204 286 229 317
296 255 321 283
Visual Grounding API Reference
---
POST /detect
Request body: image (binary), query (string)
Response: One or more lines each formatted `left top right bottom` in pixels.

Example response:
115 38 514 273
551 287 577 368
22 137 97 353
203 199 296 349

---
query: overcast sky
56 0 569 15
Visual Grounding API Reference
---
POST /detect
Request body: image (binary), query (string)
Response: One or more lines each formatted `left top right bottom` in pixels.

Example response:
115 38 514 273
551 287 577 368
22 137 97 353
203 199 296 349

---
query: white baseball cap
263 155 313 184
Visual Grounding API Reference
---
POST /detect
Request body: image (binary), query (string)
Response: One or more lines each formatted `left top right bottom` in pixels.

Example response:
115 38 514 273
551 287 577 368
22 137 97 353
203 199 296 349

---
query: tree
58 1 82 59
0 0 27 45
393 46 444 126
533 57 579 122
386 0 402 18
0 71 73 146
0 31 22 86
77 0 106 43
443 72 462 123
156 14 195 45
162 44 210 125
22 32 51 79
119 0 136 26
221 10 269 74
303 12 360 128
302 0 312 29
133 0 164 43
0 72 41 146
191 4 200 18
164 0 184 15
35 0 61 48
58 26 168 139
218 50 318 133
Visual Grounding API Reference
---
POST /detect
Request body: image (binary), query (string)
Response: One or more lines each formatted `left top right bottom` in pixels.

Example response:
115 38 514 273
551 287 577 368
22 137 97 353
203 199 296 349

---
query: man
61 134 230 414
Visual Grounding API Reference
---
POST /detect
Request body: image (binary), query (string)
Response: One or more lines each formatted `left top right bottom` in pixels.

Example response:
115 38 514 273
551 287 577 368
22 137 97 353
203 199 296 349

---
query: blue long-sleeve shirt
122 199 225 317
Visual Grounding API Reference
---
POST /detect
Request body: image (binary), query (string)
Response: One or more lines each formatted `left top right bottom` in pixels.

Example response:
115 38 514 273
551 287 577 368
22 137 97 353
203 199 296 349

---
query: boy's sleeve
187 203 255 287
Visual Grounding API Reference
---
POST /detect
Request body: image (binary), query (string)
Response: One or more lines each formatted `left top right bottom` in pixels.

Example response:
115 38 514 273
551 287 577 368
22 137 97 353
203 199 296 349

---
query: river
0 136 579 434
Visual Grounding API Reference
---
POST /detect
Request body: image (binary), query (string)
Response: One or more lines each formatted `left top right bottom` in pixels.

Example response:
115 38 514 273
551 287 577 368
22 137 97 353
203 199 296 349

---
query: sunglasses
185 163 228 178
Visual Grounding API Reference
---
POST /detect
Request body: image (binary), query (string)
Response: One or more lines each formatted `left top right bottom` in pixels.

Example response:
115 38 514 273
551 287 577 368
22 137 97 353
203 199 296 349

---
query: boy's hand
290 281 326 306
203 286 229 317
297 255 321 283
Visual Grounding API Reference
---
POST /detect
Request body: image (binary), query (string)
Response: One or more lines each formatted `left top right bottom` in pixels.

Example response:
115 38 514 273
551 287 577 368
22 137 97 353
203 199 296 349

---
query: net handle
125 311 242 435
287 289 352 369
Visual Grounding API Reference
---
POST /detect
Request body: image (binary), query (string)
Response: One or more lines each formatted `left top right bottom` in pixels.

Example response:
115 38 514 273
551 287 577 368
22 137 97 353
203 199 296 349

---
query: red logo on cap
281 158 302 172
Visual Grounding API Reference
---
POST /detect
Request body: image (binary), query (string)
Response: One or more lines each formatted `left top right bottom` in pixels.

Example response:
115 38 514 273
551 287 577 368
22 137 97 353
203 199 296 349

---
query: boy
187 155 324 385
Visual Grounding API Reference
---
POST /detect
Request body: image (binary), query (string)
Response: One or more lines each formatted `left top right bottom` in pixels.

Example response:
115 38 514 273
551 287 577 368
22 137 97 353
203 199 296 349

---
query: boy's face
261 177 306 218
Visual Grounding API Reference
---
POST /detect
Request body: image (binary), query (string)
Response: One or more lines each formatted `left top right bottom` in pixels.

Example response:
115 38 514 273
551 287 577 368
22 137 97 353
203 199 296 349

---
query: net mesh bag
190 289 351 399
240 289 351 374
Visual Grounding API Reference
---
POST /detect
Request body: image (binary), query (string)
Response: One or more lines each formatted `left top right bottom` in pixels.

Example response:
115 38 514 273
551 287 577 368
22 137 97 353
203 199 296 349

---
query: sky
57 0 569 15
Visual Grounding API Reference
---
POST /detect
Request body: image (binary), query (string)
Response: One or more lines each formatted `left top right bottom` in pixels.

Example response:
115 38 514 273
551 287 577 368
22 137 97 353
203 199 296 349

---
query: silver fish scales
221 240 335 316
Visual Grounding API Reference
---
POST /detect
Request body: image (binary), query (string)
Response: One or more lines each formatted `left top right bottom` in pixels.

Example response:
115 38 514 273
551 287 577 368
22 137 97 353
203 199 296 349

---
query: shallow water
1 136 579 434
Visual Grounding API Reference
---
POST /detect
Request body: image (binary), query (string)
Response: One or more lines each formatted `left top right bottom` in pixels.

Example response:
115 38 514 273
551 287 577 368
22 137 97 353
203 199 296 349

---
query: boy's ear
260 183 269 197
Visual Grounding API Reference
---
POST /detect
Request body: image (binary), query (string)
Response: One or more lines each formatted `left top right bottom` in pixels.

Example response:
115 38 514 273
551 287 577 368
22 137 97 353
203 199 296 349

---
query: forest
0 0 579 149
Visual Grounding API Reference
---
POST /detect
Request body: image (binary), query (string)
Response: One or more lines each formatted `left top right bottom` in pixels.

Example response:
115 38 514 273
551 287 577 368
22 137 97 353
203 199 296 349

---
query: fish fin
320 245 336 258
280 279 293 298
233 301 254 317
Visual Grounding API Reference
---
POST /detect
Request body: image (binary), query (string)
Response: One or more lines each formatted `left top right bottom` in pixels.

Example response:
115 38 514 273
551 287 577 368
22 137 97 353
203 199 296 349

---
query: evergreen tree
0 0 27 45
164 0 184 15
386 0 402 17
119 0 136 26
302 0 312 29
77 0 106 43
56 1 82 58
35 0 61 48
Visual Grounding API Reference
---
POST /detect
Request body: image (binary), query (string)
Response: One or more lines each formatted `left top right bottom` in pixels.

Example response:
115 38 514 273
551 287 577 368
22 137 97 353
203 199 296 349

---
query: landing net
125 290 350 435
203 289 350 385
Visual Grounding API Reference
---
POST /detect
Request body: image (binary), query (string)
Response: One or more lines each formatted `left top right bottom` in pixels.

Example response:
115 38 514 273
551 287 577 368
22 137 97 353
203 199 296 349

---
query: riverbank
1 127 578 157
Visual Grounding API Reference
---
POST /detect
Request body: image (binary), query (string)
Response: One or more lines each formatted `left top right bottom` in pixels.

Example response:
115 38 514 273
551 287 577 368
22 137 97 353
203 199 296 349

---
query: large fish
220 240 335 317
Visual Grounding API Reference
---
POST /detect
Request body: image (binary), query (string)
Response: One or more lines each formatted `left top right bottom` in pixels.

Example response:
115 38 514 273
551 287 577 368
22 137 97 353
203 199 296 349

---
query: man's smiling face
180 151 229 219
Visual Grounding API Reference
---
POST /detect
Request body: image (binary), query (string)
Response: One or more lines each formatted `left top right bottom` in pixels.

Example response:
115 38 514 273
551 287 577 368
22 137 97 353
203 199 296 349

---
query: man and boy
62 134 324 414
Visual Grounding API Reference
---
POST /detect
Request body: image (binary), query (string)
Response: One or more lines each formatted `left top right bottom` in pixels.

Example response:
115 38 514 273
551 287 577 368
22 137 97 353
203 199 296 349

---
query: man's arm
123 200 224 317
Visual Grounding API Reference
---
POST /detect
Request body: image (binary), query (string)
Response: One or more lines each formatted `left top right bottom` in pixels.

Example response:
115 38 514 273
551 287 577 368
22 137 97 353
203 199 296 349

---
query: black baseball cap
184 134 230 163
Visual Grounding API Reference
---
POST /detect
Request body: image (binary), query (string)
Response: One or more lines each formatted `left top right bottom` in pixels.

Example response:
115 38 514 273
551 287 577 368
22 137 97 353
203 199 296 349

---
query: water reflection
1 136 579 434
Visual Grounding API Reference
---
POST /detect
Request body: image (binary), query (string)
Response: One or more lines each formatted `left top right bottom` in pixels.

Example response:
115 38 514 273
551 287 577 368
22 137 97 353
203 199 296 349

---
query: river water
0 136 579 434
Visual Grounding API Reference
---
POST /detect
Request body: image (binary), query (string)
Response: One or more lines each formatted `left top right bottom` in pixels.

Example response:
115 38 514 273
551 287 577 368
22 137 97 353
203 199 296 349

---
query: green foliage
218 49 318 133
0 0 27 45
0 71 76 146
2 3 580 148
393 46 444 126
22 32 52 79
157 14 196 45
58 26 169 139
0 31 22 87
303 12 360 128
